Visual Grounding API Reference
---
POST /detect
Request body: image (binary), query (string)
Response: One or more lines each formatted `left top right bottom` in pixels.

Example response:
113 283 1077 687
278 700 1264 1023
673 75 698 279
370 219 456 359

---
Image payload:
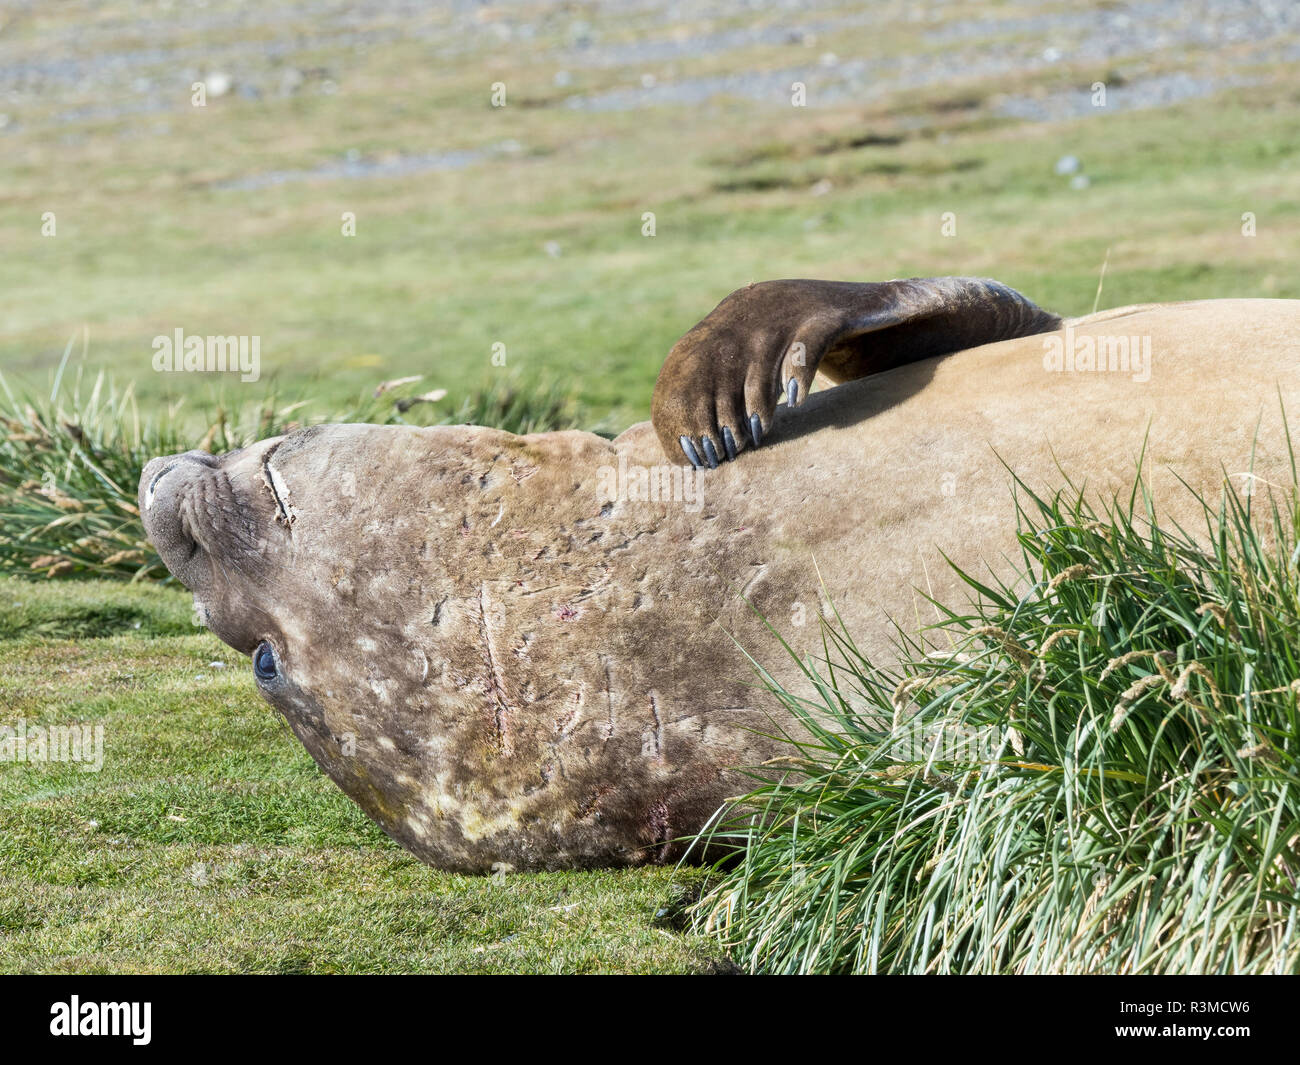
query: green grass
0 578 193 640
691 471 1300 974
0 580 717 973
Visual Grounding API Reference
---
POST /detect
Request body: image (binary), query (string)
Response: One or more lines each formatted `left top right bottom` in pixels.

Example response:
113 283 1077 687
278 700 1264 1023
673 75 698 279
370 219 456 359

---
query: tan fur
140 297 1300 871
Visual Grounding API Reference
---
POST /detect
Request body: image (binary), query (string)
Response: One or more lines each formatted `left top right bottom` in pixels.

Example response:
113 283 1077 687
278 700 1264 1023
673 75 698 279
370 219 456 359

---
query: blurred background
1 0 1297 427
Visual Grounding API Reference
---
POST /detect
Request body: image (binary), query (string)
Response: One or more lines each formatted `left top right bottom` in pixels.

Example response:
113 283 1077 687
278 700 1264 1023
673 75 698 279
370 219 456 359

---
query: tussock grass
693 468 1300 974
0 340 585 581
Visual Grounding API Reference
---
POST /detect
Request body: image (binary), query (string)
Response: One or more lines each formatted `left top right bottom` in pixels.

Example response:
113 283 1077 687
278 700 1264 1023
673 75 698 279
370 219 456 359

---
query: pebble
204 72 232 98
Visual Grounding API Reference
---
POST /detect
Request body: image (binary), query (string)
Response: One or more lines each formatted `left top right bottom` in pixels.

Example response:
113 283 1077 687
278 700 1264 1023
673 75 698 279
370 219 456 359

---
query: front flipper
651 276 1060 468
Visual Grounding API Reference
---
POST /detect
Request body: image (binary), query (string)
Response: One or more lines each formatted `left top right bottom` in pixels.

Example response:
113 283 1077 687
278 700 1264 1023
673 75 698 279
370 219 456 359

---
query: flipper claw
721 426 738 461
680 436 704 469
701 436 720 469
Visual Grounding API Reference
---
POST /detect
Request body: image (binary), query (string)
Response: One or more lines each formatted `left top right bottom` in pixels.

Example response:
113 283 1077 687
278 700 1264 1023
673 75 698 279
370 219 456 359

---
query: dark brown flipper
651 277 1060 467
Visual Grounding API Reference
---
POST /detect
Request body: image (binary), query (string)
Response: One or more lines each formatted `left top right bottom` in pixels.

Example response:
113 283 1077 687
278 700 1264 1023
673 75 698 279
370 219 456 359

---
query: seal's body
140 283 1300 871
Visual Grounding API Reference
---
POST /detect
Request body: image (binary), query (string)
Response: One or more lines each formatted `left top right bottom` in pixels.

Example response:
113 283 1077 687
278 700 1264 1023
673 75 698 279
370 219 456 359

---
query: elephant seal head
140 423 751 872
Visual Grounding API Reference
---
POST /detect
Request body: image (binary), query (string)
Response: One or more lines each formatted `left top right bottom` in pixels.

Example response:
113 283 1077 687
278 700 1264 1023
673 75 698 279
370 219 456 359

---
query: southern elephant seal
140 278 1300 871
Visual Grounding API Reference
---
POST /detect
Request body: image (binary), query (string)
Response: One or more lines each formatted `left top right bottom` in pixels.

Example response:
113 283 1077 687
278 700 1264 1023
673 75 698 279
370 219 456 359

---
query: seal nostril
144 462 179 511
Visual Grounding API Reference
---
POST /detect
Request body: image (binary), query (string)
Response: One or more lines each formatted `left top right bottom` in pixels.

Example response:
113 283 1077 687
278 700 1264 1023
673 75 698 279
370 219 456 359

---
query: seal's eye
253 641 278 681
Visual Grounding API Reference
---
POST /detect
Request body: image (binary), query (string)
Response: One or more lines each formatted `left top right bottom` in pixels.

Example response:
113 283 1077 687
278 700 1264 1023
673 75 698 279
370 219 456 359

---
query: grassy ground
0 580 717 973
2 0 1299 973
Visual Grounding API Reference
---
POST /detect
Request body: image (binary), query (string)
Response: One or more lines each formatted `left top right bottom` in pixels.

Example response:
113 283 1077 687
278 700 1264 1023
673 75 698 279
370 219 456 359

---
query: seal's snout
139 436 285 593
139 449 218 516
139 439 287 655
141 451 210 512
139 450 222 593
